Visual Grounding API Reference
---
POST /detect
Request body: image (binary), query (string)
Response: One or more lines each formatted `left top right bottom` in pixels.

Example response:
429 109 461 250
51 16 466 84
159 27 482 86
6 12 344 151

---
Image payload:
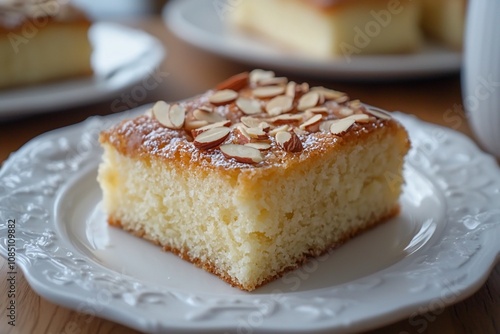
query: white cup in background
463 0 500 158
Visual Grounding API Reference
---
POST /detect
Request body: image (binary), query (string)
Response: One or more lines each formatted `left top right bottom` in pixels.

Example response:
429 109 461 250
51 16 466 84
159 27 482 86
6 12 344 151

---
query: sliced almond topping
185 119 209 131
365 108 392 120
293 127 308 136
152 101 173 128
198 105 214 113
215 72 249 91
330 118 355 135
234 125 252 144
299 114 323 132
208 89 238 106
338 107 354 117
144 108 153 117
258 76 288 86
193 127 230 149
319 120 336 132
168 104 186 129
297 91 320 111
348 99 363 110
270 113 304 125
220 144 263 164
258 121 271 132
191 120 231 137
253 85 285 99
193 108 226 123
299 82 310 93
266 95 293 116
236 97 262 115
275 131 303 152
306 107 328 115
244 142 271 151
249 69 275 84
345 113 371 123
285 81 296 99
269 124 290 136
312 87 347 101
241 116 262 128
246 127 268 140
335 95 350 104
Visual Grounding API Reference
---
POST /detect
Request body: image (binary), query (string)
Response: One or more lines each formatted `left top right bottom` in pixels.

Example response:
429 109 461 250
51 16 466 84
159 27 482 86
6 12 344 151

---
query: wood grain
1 17 499 334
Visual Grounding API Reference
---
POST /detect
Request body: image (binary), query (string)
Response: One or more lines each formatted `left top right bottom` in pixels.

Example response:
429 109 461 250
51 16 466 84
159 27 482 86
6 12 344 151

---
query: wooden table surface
1 17 499 334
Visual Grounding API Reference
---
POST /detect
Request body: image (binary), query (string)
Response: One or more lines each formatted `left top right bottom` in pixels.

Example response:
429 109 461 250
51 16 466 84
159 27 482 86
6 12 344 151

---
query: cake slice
421 0 467 49
228 0 422 58
0 2 93 89
98 70 410 291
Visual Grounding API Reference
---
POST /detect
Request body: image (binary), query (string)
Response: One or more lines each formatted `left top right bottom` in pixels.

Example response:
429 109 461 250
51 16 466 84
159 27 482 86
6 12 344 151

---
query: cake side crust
108 204 399 292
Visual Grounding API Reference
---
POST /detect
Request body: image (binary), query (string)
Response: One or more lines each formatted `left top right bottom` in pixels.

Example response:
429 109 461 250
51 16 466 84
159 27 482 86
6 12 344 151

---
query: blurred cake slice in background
0 1 93 89
421 0 467 49
228 0 422 58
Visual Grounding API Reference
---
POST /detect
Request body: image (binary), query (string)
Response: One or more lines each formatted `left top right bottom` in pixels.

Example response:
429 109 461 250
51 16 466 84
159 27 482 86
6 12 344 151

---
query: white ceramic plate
163 0 462 80
1 107 499 334
0 23 165 119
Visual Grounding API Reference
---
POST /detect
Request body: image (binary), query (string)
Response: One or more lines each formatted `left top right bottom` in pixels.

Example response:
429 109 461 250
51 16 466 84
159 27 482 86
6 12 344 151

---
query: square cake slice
0 2 92 89
228 0 422 57
98 70 410 291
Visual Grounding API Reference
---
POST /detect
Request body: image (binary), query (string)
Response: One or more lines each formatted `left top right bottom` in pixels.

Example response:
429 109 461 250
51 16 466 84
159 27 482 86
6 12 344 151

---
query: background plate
0 108 499 333
0 23 165 119
164 0 462 80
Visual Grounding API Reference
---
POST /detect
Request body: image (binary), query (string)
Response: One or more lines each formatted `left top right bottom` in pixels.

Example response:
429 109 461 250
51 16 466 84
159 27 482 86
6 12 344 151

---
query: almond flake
144 108 153 117
246 127 268 140
345 114 371 123
241 116 262 128
249 69 275 84
285 81 296 99
258 122 271 132
215 72 249 91
270 113 304 125
258 77 288 86
234 125 252 144
299 82 310 93
244 142 271 151
152 101 173 128
312 87 346 101
193 108 226 123
185 120 209 131
191 120 231 137
338 107 354 117
330 118 355 135
199 105 214 113
253 85 285 99
236 97 262 115
220 144 263 164
319 120 336 132
269 124 290 136
208 89 238 105
266 95 293 116
275 131 303 152
306 107 328 115
300 114 323 132
293 127 308 136
297 92 320 111
168 104 186 129
365 108 392 120
348 99 363 109
193 127 230 149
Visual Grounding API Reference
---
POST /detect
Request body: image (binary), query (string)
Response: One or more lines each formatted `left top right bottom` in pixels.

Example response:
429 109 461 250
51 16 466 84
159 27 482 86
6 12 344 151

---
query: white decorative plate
163 0 462 80
0 23 165 119
1 107 499 334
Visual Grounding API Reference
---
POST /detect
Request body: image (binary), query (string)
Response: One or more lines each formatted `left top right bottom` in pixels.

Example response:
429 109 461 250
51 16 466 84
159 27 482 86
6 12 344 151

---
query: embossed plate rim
1 106 499 334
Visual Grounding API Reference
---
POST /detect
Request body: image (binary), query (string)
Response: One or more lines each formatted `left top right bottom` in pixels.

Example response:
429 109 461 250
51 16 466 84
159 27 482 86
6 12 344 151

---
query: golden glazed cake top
0 0 89 31
100 70 407 170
